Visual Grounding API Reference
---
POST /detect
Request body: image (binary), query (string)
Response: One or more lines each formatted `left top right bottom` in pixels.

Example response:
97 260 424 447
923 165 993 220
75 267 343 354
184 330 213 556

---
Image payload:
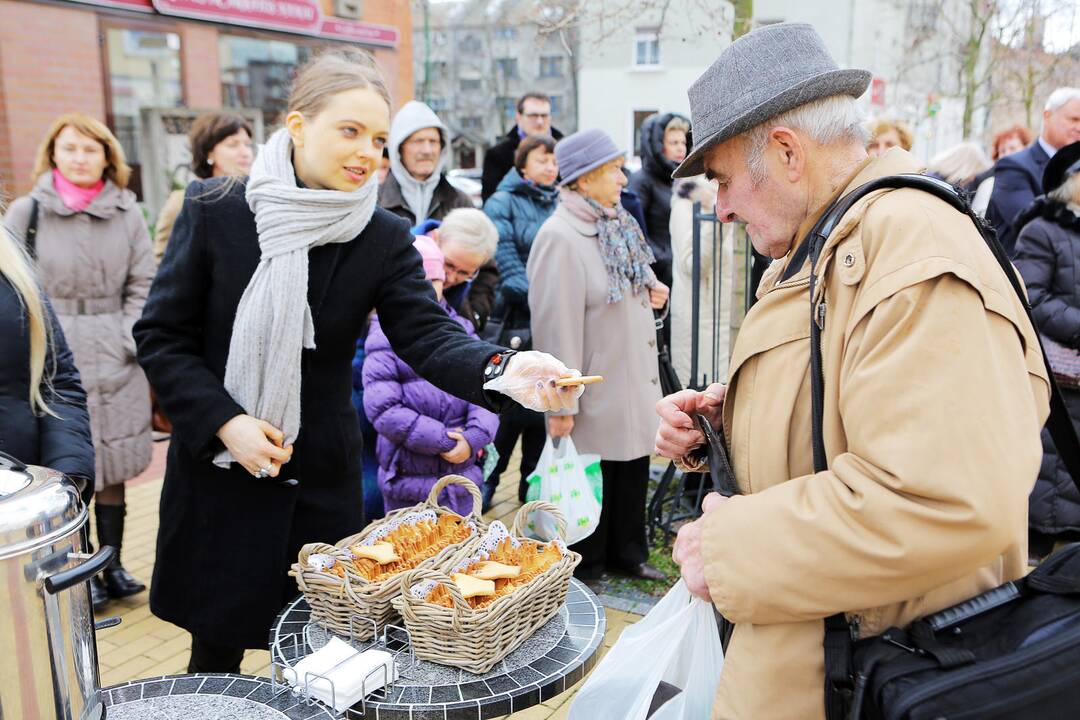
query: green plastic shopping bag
523 436 602 544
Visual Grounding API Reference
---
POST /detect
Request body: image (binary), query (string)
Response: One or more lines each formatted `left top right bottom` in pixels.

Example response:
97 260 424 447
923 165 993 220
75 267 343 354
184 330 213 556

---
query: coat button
843 253 855 267
648 339 656 348
651 378 658 385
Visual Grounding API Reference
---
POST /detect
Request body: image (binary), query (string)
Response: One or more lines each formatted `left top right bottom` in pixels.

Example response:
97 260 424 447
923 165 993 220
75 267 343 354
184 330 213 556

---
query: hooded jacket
363 306 498 516
484 168 558 314
5 173 154 489
378 101 472 225
629 112 690 288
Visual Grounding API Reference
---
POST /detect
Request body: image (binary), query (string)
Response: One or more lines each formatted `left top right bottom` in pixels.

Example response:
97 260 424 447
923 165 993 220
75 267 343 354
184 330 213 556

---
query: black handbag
787 175 1080 720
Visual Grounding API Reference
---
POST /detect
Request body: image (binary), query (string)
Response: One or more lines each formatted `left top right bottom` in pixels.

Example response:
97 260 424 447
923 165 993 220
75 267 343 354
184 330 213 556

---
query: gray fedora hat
673 22 871 179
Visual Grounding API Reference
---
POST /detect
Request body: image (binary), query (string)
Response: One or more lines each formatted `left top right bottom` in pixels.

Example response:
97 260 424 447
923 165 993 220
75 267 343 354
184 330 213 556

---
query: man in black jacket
481 92 563 203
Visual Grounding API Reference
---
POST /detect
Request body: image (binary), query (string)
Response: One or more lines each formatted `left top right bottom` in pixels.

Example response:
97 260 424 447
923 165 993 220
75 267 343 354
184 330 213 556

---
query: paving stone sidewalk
94 441 651 719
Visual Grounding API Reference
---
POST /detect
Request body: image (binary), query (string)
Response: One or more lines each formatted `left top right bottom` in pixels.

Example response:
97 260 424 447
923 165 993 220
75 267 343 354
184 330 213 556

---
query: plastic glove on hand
483 350 585 413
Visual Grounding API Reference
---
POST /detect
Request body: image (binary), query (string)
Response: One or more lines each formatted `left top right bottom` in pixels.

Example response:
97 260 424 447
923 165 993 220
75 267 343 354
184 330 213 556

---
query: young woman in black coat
0 222 94 498
133 48 582 672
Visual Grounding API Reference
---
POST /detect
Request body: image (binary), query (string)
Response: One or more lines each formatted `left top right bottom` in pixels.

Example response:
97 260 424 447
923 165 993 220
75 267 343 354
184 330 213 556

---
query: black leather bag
784 175 1080 720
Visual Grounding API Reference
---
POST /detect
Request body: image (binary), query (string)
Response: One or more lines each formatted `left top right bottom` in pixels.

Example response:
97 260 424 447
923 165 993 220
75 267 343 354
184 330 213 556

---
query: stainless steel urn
0 451 115 720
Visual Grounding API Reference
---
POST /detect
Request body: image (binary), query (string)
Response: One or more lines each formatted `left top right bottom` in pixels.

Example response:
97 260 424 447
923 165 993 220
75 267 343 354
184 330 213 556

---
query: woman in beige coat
4 113 155 608
528 128 667 581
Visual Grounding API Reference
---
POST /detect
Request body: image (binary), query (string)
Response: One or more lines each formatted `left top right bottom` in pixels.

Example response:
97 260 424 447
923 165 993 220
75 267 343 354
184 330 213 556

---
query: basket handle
426 474 482 519
397 566 470 632
511 500 568 541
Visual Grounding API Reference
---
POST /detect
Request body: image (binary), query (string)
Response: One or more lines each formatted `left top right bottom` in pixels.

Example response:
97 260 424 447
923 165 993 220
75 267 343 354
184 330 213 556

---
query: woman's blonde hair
868 118 914 151
0 212 55 416
664 117 690 136
32 113 131 188
289 47 391 118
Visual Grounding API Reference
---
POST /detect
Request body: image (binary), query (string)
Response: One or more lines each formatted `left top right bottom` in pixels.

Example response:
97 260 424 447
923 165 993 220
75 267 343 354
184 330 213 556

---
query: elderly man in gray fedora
654 22 1048 719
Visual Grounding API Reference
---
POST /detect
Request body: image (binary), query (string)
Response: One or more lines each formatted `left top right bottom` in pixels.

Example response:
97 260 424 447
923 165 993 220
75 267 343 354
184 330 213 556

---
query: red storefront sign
66 0 398 47
871 77 886 107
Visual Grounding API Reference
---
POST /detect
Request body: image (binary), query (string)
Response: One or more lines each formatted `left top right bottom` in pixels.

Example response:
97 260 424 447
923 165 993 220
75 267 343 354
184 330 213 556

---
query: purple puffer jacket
362 303 499 516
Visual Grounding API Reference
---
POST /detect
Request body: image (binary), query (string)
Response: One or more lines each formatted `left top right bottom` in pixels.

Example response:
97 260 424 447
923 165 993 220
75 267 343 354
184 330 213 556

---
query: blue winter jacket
483 169 558 315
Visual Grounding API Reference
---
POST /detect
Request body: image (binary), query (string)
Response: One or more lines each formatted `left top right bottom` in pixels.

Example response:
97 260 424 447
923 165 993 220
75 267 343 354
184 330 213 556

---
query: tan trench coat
5 174 154 489
528 204 661 460
702 149 1050 719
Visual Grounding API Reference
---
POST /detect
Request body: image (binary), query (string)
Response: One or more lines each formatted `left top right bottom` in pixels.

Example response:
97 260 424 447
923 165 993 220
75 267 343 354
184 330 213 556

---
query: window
633 109 659 155
495 58 518 78
220 35 314 128
634 28 661 66
549 95 563 116
539 56 564 78
428 97 448 112
494 26 518 41
460 77 482 92
497 96 516 121
433 31 448 46
462 116 483 131
460 34 483 53
104 27 183 199
429 61 449 81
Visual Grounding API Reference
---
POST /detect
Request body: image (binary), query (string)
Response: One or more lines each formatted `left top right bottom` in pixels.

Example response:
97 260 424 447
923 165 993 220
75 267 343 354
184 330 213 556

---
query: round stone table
104 673 337 719
269 578 606 719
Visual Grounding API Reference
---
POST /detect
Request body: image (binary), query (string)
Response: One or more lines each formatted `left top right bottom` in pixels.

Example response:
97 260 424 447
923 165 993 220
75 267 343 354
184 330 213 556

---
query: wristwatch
483 349 518 382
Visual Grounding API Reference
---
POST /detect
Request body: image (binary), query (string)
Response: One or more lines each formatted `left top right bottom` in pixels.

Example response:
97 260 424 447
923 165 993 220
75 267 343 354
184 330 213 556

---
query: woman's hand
548 415 575 438
486 350 584 412
439 431 472 464
216 415 293 478
649 281 670 310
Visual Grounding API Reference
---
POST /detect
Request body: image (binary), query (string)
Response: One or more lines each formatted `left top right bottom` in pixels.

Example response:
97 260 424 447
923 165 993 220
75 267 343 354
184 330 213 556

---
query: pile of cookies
427 537 565 610
346 514 473 583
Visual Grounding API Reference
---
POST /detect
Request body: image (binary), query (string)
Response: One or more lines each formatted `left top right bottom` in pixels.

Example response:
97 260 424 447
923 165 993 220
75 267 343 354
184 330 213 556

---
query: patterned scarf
559 187 656 303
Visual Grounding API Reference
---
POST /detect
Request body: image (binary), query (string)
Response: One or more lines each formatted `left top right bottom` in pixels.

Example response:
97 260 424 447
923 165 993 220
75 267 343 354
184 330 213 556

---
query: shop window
220 35 315 128
104 27 183 199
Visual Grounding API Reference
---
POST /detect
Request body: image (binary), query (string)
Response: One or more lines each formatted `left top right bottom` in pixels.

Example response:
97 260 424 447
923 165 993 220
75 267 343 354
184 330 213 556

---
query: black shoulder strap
806 173 1080 484
810 175 1080 720
25 198 40 260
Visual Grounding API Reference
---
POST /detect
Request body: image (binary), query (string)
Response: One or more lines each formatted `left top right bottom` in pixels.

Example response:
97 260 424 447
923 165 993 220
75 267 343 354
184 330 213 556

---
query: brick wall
0 0 104 199
179 23 222 108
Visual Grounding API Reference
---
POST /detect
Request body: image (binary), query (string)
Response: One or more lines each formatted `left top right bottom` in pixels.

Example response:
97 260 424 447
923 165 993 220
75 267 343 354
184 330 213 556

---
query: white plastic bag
568 580 724 720
522 436 602 545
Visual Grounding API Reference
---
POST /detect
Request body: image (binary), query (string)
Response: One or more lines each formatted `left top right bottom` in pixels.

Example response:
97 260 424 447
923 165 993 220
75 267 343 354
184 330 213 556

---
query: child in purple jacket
363 235 499 516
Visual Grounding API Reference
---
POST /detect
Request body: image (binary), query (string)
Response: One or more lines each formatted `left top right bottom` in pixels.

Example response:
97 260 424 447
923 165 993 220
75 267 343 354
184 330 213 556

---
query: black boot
95 503 146 598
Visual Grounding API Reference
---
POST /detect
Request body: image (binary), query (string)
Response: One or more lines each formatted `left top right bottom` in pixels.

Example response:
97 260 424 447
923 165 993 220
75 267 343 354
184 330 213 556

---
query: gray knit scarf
214 128 378 468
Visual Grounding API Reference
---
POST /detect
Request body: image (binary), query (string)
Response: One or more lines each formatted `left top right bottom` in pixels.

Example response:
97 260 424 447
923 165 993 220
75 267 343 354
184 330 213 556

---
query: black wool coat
1014 204 1080 535
480 125 564 204
0 279 94 500
134 179 505 647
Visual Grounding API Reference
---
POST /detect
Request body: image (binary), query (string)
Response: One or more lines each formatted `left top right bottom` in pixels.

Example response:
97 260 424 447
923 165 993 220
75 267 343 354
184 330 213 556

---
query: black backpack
780 174 1080 720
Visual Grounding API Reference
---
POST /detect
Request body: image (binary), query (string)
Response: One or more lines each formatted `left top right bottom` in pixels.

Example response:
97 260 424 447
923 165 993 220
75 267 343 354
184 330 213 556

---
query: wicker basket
391 501 582 673
289 475 485 641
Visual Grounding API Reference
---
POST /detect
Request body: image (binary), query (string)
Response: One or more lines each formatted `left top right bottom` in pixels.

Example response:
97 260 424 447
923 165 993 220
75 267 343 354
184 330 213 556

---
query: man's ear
285 111 305 148
770 127 805 183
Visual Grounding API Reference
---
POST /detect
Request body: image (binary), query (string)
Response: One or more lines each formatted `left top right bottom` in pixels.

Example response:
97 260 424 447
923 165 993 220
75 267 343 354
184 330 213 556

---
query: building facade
413 0 577 169
752 0 991 160
0 0 414 204
575 0 734 165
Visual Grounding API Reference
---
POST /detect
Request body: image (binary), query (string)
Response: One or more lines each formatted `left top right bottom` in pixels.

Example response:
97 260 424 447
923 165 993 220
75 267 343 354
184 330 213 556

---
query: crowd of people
2 22 1080 714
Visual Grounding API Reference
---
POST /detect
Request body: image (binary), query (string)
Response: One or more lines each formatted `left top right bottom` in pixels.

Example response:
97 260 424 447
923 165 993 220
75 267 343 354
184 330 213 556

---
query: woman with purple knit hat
363 234 499 515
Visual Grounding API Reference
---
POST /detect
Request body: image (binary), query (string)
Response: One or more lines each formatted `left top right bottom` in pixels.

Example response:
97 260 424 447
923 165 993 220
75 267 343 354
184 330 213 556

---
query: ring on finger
255 465 271 478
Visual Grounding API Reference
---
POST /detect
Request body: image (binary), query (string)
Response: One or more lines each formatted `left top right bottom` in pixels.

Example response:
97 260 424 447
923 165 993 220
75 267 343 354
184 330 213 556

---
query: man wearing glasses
481 92 564 203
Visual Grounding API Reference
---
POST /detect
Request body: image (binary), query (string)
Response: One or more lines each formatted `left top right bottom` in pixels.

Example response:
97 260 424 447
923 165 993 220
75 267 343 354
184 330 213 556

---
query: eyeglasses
522 113 551 120
444 259 480 282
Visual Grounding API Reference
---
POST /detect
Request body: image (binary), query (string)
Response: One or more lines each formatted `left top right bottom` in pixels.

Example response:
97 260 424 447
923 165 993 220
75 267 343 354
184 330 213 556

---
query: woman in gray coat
528 129 668 581
4 113 155 607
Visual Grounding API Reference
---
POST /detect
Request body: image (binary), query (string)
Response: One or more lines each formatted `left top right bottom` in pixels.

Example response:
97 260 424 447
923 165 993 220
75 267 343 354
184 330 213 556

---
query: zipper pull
815 300 827 330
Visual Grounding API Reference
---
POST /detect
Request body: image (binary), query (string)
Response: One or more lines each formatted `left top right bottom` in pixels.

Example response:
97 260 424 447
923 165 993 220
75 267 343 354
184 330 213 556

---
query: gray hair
438 208 498 261
745 94 870 185
1045 87 1080 113
927 141 991 185
1049 172 1080 207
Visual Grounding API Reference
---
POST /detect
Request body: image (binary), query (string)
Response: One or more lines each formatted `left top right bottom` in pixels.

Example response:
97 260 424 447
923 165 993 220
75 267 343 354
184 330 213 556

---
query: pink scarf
52 169 104 212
